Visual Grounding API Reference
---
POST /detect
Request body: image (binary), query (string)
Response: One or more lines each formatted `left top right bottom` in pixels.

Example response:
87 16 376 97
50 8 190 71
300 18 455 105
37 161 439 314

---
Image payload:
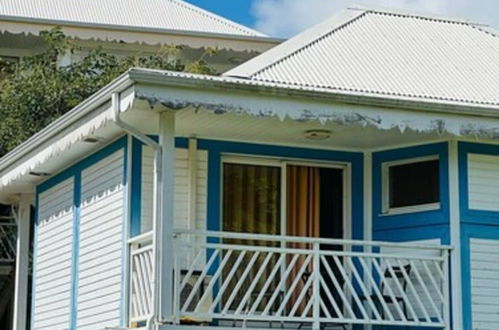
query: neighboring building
3 5 499 330
0 0 281 72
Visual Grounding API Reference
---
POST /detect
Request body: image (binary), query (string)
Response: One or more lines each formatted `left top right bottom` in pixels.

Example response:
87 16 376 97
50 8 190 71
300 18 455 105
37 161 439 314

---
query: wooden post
158 111 176 323
13 194 33 330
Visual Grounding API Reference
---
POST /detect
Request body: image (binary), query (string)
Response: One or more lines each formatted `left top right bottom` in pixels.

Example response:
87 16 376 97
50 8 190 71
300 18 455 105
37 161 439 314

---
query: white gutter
111 93 161 330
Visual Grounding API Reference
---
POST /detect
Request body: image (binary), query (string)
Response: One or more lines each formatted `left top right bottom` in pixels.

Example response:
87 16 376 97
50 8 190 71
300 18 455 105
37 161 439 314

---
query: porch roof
0 0 265 38
225 6 499 107
1 66 499 202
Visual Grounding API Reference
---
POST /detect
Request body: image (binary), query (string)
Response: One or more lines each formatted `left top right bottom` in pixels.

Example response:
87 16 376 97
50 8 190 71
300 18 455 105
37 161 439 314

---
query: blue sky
185 0 499 38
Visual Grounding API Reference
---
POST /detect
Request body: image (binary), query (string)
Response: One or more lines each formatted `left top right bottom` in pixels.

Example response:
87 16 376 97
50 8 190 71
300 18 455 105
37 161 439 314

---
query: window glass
388 159 439 208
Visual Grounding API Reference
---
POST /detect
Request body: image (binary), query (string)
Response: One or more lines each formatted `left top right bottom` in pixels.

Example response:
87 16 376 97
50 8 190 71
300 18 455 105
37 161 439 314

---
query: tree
0 28 217 156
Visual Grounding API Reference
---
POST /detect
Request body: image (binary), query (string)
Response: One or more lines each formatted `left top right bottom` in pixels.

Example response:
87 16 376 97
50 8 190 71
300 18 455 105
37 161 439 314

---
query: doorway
221 158 347 313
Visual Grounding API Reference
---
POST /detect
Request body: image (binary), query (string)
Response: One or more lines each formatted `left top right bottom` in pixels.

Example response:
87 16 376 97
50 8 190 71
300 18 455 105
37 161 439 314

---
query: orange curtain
286 166 321 314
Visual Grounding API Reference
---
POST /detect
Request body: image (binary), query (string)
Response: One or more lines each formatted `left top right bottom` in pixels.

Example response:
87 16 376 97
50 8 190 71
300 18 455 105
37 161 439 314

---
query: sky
185 0 499 38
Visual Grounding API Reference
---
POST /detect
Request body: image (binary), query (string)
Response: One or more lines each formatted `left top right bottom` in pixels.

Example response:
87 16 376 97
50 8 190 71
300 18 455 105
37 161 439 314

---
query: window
382 157 440 214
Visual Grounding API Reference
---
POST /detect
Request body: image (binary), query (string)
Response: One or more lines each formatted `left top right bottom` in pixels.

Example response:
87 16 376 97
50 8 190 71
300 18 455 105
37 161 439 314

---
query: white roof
0 0 265 37
226 6 499 106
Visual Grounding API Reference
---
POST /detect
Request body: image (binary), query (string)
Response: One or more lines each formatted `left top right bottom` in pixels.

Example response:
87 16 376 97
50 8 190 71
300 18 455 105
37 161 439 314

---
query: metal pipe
112 92 161 330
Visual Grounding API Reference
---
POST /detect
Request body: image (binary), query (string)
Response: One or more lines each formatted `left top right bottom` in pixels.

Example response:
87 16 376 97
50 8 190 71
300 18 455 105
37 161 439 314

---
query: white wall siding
141 146 208 232
468 153 499 211
77 150 125 329
33 178 74 330
471 238 499 330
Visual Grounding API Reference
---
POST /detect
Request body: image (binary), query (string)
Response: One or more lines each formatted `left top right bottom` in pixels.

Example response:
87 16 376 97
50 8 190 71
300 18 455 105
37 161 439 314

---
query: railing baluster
370 256 407 321
357 257 395 321
346 257 382 321
320 255 356 320
409 259 442 322
209 250 246 313
222 251 260 314
395 258 432 323
332 255 369 320
234 252 275 315
384 258 418 321
262 253 300 316
274 254 312 316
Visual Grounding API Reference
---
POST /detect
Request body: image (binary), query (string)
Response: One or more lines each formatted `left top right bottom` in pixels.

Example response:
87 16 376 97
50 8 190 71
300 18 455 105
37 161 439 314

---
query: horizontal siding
141 146 208 232
471 238 499 330
33 178 74 330
468 154 499 211
77 150 125 330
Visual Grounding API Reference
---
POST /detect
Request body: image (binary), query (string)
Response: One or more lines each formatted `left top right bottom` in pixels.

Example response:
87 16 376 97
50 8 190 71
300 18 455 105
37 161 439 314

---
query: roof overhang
0 16 283 52
2 68 499 203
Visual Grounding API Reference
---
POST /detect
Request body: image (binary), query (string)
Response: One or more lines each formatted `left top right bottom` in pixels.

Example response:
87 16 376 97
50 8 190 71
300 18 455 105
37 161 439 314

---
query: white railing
172 230 452 329
129 232 154 324
0 222 16 263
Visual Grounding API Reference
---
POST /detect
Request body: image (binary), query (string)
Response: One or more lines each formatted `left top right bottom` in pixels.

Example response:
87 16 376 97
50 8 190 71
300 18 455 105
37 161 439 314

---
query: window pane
389 159 439 208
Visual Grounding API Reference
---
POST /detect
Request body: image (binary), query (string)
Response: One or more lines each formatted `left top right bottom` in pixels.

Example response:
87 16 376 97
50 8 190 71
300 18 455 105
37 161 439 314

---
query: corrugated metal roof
0 0 265 37
225 6 499 106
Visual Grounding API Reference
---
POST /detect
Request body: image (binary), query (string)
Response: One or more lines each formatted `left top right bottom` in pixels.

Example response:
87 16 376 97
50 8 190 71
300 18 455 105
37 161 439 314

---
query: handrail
174 229 453 251
128 231 153 245
174 240 446 262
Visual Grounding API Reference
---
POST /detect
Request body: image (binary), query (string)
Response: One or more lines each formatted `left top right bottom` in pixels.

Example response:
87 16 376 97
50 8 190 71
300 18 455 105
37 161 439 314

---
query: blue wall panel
372 142 450 243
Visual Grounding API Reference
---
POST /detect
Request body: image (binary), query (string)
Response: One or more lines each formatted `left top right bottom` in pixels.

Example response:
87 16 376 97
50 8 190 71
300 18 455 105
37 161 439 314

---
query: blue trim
197 139 364 241
372 142 450 232
460 223 499 330
458 142 499 224
130 138 143 237
373 223 450 245
69 171 81 329
33 136 127 329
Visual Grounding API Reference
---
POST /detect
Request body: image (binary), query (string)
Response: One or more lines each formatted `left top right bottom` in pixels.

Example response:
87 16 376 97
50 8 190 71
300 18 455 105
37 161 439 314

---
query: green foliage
0 28 217 156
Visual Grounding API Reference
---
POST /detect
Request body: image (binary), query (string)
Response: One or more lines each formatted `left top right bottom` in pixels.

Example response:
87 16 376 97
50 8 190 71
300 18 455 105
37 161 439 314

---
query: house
3 5 499 330
0 0 281 72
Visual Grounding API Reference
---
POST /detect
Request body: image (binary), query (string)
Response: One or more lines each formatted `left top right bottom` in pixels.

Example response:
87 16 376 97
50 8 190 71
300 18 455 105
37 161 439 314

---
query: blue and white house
3 6 499 330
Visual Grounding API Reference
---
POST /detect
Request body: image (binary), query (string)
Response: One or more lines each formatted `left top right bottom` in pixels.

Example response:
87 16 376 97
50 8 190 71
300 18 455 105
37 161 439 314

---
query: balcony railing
129 230 452 329
129 232 154 324
0 222 16 263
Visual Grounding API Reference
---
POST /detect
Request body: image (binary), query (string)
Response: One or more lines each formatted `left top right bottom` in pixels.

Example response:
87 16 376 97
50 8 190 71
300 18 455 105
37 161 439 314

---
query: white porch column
13 194 33 330
158 111 176 323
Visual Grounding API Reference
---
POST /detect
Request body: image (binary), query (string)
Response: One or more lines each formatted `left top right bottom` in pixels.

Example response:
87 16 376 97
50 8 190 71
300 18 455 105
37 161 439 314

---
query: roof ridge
167 0 266 36
348 4 487 26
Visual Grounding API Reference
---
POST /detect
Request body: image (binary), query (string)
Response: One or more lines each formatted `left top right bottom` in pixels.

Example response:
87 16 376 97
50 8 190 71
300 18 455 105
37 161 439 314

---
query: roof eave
0 15 284 45
0 71 134 174
130 69 499 119
2 67 499 182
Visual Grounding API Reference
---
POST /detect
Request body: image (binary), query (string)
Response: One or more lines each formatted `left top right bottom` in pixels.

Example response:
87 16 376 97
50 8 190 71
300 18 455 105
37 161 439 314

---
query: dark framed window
387 158 440 210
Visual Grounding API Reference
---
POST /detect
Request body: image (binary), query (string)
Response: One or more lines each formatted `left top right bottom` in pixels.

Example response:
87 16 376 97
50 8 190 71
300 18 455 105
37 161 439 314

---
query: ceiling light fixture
83 136 103 143
304 129 332 140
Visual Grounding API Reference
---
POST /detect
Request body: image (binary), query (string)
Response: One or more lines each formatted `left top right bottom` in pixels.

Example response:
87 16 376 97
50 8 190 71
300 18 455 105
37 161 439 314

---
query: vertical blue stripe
130 138 143 237
70 171 81 329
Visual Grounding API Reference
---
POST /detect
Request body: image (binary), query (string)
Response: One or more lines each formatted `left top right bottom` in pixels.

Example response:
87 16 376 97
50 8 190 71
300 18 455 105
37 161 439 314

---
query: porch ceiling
174 107 449 150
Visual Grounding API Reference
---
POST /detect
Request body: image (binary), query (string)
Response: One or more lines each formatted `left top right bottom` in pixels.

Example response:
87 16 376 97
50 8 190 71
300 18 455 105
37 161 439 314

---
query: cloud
251 0 499 38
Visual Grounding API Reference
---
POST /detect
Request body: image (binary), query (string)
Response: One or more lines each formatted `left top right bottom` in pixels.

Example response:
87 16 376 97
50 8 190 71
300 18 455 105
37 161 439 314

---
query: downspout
111 92 161 330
